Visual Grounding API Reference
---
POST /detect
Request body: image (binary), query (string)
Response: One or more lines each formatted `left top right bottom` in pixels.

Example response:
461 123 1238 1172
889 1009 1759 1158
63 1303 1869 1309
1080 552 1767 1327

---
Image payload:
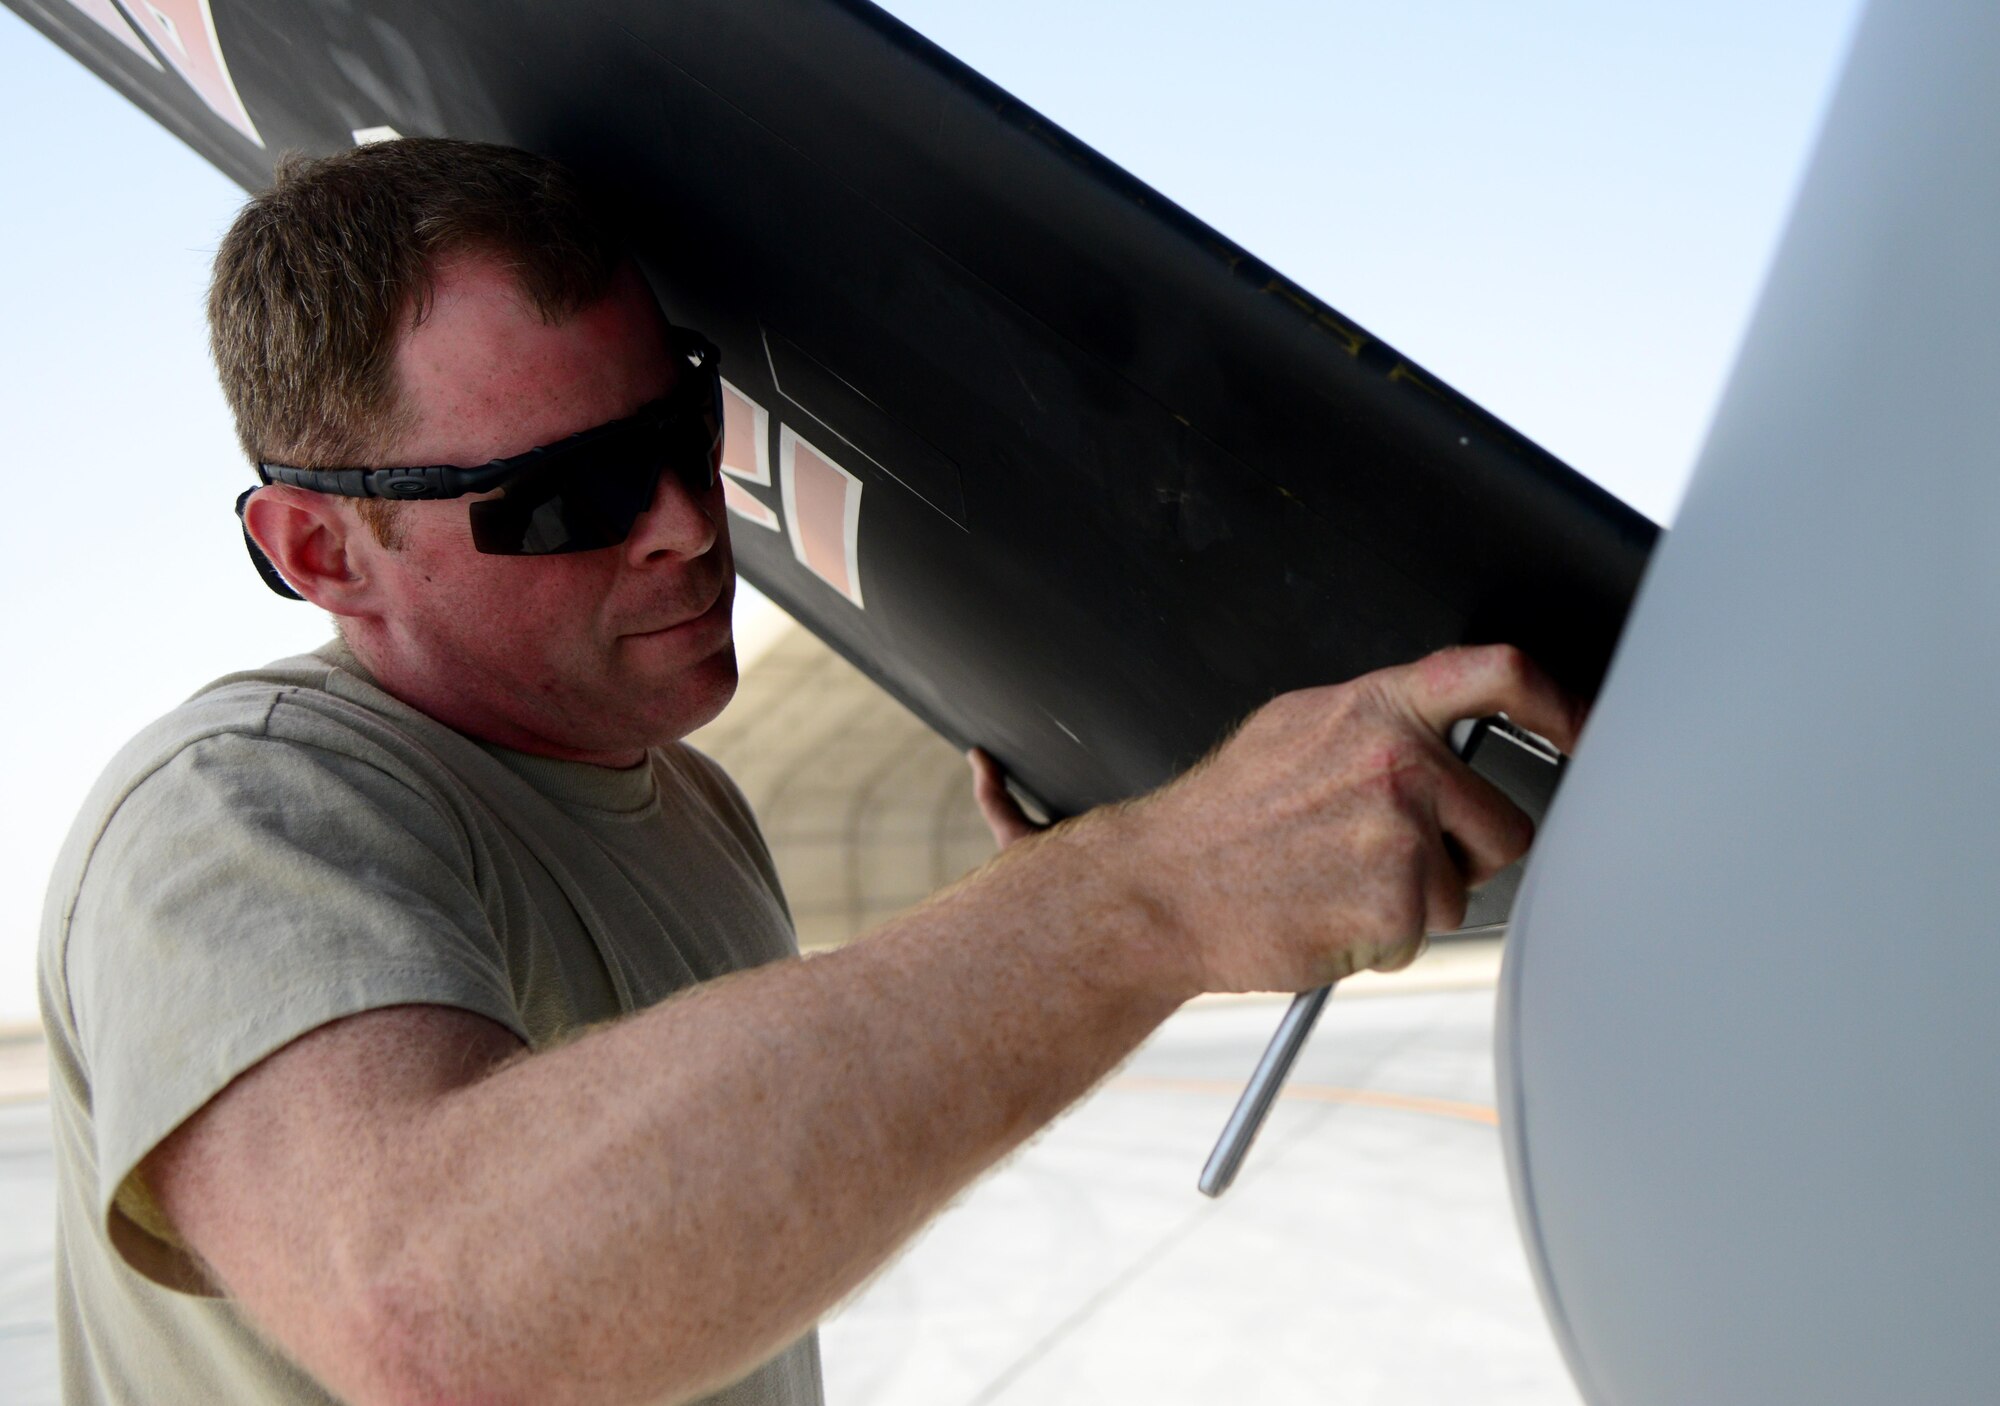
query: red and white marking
119 0 263 146
718 382 779 531
779 426 864 609
720 380 771 486
63 0 160 68
723 480 780 532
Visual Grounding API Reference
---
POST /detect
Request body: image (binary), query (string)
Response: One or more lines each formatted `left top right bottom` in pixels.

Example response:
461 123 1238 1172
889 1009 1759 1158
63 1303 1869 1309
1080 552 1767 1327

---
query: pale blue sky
0 0 1861 1020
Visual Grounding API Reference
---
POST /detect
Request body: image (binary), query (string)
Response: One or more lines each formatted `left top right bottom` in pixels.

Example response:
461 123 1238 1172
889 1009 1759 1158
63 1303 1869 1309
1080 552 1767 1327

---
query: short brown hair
209 138 626 541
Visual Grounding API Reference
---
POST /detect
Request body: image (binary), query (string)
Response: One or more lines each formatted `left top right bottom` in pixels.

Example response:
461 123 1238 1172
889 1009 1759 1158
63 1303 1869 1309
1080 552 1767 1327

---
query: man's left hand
967 748 1043 848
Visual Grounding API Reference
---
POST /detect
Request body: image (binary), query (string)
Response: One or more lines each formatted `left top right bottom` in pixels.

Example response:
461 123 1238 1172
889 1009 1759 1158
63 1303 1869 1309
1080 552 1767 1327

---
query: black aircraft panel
9 0 1658 819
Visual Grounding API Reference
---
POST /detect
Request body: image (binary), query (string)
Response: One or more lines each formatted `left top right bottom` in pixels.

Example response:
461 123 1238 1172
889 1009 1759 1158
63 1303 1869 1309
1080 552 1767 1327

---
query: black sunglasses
238 328 722 599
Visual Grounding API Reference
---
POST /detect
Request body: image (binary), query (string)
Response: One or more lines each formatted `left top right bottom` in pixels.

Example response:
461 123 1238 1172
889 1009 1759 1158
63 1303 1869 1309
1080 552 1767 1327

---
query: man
40 138 1580 1406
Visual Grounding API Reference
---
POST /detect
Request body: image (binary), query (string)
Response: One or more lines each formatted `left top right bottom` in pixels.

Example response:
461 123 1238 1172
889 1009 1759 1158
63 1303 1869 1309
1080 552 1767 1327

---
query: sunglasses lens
466 383 722 555
468 436 655 555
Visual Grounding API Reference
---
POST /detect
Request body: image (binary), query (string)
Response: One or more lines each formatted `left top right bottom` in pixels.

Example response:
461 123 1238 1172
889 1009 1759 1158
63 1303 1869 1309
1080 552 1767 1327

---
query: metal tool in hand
1197 715 1564 1197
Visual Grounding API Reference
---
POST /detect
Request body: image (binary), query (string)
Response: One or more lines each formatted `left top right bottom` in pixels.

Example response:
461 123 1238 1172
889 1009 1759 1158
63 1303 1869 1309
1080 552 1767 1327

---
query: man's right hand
1102 643 1584 996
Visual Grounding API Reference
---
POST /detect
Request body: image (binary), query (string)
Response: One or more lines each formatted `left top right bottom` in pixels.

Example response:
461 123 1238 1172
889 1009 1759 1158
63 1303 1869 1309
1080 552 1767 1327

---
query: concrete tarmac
2 1097 57 1405
0 953 1578 1404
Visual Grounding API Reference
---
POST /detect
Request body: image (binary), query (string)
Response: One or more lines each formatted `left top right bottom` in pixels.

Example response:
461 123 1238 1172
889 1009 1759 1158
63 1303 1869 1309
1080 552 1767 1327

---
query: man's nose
624 463 721 564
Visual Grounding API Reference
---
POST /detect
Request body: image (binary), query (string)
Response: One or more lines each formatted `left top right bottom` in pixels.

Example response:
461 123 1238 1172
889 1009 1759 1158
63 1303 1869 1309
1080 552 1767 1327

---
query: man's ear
240 485 378 615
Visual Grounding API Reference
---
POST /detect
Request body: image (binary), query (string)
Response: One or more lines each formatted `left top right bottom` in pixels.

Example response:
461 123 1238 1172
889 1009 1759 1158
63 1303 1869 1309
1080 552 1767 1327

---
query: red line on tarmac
1107 1075 1498 1126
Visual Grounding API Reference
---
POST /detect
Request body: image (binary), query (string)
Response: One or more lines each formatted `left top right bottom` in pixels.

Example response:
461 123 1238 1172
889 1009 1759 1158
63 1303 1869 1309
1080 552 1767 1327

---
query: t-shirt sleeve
62 729 528 1291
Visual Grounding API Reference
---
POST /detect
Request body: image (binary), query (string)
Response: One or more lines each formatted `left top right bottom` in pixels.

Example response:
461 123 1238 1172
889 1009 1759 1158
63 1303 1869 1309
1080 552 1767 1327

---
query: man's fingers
967 748 1040 849
1393 644 1585 756
1433 759 1537 889
1395 829 1466 967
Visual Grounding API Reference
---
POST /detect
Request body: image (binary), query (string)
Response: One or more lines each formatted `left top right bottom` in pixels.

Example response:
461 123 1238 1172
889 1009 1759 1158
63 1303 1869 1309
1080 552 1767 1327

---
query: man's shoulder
55 644 479 899
41 644 505 1019
100 643 434 800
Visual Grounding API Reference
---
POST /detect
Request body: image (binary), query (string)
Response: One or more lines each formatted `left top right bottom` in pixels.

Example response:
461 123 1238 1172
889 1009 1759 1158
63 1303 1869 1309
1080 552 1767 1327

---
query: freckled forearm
362 811 1189 1406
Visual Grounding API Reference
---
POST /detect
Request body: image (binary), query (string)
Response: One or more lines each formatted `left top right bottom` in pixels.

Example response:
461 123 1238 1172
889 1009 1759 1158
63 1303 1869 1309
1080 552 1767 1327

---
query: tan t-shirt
38 644 822 1405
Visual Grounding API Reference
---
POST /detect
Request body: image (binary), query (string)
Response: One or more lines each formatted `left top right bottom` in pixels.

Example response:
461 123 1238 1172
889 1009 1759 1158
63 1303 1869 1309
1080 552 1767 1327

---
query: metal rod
1197 982 1335 1197
1195 717 1537 1197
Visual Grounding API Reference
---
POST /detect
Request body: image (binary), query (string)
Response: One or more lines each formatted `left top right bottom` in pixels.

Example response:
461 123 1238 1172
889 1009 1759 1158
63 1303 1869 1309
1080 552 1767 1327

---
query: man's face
351 252 737 763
